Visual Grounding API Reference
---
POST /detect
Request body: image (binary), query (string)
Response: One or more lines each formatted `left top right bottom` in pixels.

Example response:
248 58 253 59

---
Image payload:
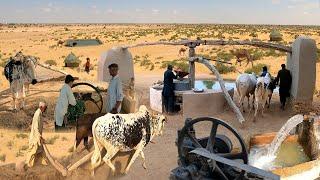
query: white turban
39 102 46 108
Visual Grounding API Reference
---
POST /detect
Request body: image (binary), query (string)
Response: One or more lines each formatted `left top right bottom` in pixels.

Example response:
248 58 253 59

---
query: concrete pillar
287 36 317 103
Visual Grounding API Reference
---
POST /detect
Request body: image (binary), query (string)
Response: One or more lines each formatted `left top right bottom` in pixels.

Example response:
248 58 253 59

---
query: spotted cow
90 105 166 174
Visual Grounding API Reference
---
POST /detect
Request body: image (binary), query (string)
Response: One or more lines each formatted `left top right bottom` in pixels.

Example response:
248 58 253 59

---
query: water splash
267 115 304 157
249 114 304 170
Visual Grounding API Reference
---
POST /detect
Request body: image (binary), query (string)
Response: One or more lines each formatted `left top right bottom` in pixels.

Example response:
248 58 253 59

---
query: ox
236 73 257 113
254 76 270 122
74 113 106 151
90 105 166 174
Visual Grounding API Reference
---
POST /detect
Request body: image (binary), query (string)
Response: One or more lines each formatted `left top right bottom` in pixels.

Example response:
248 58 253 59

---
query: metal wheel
72 82 104 113
177 117 248 180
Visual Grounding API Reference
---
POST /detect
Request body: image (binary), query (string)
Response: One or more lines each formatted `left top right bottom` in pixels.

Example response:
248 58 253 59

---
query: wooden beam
191 148 280 180
42 144 68 176
67 151 94 172
121 39 292 53
190 56 245 124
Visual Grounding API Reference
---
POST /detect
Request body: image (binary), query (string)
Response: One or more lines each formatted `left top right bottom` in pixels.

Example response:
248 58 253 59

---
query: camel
4 52 37 111
178 48 187 56
230 49 253 67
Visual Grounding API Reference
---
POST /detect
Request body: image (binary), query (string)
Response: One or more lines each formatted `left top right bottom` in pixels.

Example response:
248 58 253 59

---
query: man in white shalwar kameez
107 63 123 114
26 102 48 167
54 75 77 130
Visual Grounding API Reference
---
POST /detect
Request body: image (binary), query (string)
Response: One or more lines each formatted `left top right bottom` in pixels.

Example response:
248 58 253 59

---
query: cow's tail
91 120 102 170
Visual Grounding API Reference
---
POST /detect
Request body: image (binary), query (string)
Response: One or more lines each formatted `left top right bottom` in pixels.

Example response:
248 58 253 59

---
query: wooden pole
190 57 245 124
67 151 94 172
188 46 196 89
121 39 292 53
42 144 68 176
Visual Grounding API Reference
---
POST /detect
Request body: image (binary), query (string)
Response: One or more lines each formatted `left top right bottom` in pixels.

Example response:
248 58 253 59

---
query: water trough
248 115 320 179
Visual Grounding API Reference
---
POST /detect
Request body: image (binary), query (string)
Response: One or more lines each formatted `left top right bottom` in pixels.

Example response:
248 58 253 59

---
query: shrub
20 145 29 151
45 60 57 66
0 59 7 68
7 141 14 149
216 51 233 62
0 154 6 162
245 63 269 75
16 133 28 139
160 58 189 72
46 135 60 145
215 62 236 74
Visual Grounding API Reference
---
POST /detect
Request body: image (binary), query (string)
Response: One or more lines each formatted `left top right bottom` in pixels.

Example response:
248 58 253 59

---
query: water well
150 79 234 116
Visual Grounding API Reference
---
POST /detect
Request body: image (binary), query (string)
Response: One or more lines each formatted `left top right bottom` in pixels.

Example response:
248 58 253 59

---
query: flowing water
249 114 304 170
267 115 304 157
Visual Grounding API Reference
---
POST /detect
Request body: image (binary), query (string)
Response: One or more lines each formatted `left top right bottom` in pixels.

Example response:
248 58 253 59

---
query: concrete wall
182 88 234 119
97 47 134 85
287 36 317 103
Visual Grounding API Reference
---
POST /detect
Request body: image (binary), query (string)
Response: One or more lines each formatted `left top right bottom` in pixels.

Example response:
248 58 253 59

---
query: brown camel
178 47 187 56
230 49 253 67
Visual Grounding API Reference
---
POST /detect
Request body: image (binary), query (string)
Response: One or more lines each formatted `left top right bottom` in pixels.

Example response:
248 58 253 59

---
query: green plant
45 59 57 66
46 135 60 145
216 51 233 62
16 133 28 139
245 63 269 75
0 154 6 162
160 58 189 72
215 62 236 74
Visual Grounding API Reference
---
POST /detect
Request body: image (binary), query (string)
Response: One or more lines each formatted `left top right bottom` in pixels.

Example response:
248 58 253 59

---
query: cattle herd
236 73 276 121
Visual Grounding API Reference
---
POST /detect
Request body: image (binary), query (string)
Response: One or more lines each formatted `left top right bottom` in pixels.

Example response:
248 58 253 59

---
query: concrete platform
182 87 234 119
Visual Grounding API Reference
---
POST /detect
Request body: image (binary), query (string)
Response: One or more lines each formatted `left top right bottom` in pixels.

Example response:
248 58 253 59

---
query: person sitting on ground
54 75 77 130
107 63 123 114
275 64 292 110
26 101 48 167
84 58 91 74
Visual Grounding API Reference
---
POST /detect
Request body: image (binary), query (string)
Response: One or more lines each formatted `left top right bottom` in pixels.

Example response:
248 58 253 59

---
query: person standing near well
107 63 123 114
26 101 48 167
275 64 292 110
162 64 178 114
54 75 77 130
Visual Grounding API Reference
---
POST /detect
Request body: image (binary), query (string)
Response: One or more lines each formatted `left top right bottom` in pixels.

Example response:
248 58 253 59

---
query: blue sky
0 0 319 25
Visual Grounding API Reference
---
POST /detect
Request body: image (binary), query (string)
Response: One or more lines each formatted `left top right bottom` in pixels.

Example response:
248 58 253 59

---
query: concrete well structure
287 36 317 104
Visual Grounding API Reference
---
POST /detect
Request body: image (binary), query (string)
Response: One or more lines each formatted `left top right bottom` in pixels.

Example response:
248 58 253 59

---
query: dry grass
46 135 60 145
0 154 6 162
16 133 28 139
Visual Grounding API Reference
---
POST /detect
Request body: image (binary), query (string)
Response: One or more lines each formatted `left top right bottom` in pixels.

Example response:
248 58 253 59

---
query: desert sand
0 24 319 179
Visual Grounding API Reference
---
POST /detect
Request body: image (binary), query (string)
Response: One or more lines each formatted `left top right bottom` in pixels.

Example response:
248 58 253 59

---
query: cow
90 105 166 175
254 77 269 122
74 113 106 151
236 73 257 113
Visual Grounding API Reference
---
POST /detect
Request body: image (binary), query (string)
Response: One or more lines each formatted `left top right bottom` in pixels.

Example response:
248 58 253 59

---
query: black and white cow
90 105 166 174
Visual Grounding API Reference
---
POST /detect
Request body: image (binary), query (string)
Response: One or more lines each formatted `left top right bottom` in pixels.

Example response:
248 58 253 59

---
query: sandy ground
0 73 305 180
0 24 319 179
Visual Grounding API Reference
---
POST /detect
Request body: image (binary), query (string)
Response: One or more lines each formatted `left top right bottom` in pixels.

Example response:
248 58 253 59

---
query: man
84 58 91 74
162 64 177 114
275 64 292 110
26 102 48 167
107 63 123 114
260 66 268 77
54 75 77 130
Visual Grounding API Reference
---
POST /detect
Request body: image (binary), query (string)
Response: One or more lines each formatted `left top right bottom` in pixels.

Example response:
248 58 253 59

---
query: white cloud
271 0 280 4
173 10 178 15
152 9 159 15
41 7 51 13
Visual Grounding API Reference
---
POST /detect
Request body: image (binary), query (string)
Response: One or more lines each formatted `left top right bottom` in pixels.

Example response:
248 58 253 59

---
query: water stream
249 114 304 170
